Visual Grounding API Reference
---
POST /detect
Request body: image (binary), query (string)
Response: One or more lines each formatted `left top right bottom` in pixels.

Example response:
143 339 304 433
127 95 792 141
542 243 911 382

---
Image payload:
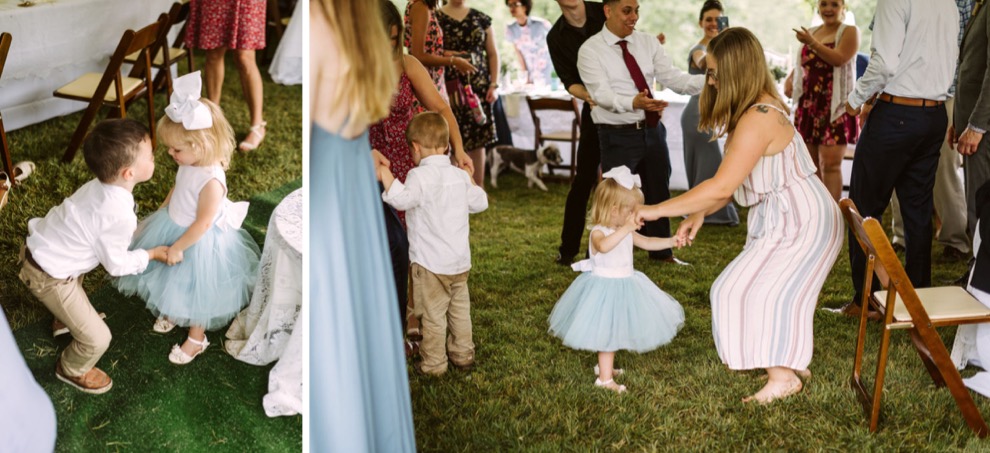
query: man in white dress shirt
577 0 704 262
841 0 959 314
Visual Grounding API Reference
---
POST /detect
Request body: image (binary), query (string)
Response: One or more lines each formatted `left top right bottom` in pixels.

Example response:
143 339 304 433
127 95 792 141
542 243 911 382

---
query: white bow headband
602 166 641 190
164 71 212 130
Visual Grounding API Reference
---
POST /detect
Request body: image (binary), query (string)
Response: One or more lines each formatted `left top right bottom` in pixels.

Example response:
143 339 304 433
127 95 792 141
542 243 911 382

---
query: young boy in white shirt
18 119 168 394
379 112 488 375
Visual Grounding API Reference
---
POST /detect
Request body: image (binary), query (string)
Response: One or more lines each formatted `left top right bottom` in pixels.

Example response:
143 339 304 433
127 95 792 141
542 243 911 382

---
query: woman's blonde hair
156 99 235 169
698 27 788 138
588 178 644 228
316 0 397 132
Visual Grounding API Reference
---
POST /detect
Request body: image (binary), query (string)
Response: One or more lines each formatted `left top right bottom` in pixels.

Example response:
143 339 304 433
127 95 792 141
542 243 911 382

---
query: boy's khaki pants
18 247 111 377
411 263 474 374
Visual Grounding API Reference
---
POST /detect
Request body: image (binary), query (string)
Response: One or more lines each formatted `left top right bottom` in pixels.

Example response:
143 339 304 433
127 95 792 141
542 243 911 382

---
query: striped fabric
710 104 843 371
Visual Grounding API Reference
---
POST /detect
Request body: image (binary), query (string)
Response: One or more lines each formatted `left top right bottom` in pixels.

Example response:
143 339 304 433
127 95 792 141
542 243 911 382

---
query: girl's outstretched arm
165 179 224 265
632 233 675 251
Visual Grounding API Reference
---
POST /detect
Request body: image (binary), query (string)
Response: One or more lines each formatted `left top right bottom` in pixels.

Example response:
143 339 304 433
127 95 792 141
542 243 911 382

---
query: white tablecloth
503 88 692 190
0 0 175 131
226 189 303 417
268 0 302 85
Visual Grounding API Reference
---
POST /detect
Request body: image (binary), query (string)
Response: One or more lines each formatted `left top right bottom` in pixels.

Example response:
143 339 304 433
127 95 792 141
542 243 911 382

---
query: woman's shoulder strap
750 103 788 117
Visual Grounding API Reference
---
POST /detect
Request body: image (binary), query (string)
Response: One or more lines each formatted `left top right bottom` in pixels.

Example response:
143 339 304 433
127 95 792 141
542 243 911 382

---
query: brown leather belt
598 120 655 130
877 93 944 107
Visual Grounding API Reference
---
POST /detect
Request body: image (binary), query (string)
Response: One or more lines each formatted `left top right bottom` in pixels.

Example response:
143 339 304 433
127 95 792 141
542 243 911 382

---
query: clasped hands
628 205 700 249
149 245 183 266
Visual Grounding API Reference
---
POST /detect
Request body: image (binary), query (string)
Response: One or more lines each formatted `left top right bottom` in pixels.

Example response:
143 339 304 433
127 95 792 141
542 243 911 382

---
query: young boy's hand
165 247 184 266
148 246 169 263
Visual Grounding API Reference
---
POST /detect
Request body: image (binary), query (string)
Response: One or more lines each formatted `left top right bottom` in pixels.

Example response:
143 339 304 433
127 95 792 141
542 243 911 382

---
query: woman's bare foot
742 376 803 404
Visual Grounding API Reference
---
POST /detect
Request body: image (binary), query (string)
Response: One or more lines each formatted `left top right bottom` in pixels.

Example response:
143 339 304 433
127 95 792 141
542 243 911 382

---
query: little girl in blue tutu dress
548 166 685 393
115 71 260 365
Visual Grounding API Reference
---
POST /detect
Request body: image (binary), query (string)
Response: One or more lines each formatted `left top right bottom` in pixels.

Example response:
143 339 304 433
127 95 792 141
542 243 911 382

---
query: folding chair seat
123 2 193 97
53 15 168 162
525 96 580 182
840 197 990 437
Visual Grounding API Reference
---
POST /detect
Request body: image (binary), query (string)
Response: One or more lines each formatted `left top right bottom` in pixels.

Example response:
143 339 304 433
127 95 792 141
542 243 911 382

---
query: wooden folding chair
123 2 193 97
525 96 580 182
840 197 990 437
53 15 168 162
0 32 14 186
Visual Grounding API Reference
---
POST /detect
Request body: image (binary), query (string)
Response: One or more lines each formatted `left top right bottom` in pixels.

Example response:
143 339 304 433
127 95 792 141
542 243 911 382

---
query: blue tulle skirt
114 209 261 330
548 271 685 353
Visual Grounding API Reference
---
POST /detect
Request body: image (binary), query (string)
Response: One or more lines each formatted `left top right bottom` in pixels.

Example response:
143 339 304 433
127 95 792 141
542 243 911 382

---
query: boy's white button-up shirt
382 155 488 275
26 179 150 279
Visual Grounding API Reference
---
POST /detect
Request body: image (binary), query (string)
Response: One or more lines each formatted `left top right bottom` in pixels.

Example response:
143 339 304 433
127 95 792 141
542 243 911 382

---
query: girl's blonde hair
156 99 235 169
588 178 645 228
316 0 397 132
698 27 788 138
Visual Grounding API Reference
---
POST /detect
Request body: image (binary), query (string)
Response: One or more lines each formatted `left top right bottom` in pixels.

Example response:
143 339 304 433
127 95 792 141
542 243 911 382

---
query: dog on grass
488 144 563 191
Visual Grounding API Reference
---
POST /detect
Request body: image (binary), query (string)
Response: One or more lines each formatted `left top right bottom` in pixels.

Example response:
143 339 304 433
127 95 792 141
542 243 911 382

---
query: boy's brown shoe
55 360 112 394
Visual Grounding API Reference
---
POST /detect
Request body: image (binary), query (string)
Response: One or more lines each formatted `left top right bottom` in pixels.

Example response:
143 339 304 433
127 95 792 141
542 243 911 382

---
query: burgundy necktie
617 40 659 127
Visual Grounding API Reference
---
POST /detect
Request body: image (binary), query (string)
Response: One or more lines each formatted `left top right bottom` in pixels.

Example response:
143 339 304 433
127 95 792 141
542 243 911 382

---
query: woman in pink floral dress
186 0 268 152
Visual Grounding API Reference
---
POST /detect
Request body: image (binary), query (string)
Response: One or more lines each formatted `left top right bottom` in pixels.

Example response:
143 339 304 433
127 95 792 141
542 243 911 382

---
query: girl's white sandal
13 161 34 182
593 364 624 377
168 336 209 365
153 317 177 333
594 378 627 393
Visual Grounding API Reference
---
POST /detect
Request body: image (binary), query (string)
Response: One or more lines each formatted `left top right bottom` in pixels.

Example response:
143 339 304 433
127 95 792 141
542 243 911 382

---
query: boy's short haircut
406 112 449 150
83 119 151 183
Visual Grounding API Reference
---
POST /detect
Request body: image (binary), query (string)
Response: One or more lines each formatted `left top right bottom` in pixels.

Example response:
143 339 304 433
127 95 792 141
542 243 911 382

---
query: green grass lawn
410 172 981 451
0 53 301 451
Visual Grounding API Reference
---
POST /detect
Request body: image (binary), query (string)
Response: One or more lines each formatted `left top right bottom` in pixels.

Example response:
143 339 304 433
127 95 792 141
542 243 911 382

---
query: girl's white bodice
167 165 245 229
571 225 634 278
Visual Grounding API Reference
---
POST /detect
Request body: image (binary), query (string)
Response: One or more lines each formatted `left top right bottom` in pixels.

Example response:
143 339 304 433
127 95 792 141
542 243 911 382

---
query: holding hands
165 246 184 266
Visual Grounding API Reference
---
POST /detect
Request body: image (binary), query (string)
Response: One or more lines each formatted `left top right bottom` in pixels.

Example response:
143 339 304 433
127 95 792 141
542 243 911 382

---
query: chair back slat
172 1 191 47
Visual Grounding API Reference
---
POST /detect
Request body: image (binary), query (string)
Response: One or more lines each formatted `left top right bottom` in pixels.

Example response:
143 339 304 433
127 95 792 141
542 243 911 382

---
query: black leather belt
598 120 650 130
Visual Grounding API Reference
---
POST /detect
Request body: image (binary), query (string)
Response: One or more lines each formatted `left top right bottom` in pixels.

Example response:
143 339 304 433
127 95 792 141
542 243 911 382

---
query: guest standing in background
680 0 738 226
405 0 477 105
185 0 268 152
548 0 607 266
438 0 499 186
841 0 958 315
505 0 554 86
578 0 704 264
310 0 415 450
785 0 859 201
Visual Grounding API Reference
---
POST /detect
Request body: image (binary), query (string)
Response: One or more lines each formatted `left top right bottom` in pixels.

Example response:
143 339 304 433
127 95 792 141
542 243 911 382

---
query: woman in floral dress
404 0 477 105
186 0 268 152
438 0 498 186
785 0 859 201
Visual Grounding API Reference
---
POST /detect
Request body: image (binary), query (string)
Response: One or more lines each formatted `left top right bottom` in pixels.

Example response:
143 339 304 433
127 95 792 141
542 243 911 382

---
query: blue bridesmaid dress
309 124 416 452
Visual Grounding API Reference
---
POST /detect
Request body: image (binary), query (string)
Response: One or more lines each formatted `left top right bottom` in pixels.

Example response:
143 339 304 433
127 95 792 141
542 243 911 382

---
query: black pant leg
382 199 409 329
558 103 601 259
641 124 673 259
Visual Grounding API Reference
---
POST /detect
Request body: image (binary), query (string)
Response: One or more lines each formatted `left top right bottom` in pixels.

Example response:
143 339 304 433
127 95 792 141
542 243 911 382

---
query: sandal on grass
152 317 177 333
168 336 210 365
593 364 624 377
594 378 627 393
13 161 34 182
238 121 267 152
